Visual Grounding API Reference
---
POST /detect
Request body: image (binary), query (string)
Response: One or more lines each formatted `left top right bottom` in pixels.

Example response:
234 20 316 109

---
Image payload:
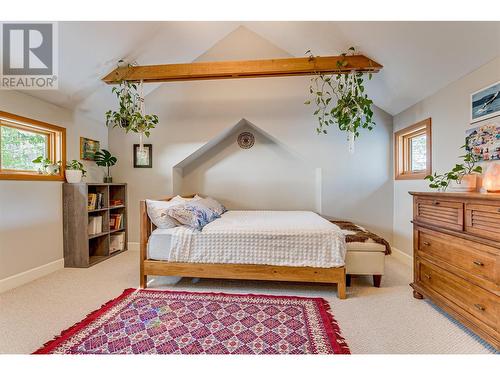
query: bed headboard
139 194 197 262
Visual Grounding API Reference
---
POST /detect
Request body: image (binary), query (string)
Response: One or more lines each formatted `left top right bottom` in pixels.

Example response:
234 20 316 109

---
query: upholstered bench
329 220 391 287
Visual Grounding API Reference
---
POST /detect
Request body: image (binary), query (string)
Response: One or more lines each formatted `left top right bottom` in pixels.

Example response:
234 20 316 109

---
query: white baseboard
0 258 64 294
128 242 140 251
390 247 412 267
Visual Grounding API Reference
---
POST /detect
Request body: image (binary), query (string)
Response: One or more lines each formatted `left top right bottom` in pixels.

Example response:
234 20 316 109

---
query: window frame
0 111 66 181
394 118 432 180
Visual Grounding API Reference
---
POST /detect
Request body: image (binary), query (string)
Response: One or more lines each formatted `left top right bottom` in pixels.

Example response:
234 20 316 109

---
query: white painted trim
128 242 140 251
390 247 412 267
0 258 64 294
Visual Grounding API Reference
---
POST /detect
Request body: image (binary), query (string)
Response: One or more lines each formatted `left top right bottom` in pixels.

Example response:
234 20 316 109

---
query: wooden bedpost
139 200 149 288
337 268 347 299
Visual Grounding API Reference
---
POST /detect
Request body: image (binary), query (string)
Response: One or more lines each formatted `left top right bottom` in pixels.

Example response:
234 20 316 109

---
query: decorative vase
103 176 113 183
449 174 477 192
65 170 82 183
45 164 59 175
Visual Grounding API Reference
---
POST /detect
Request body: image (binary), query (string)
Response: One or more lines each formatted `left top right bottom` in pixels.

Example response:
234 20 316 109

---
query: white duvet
149 210 347 268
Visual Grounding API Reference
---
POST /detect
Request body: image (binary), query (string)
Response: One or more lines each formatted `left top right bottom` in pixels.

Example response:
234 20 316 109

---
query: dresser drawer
417 260 499 330
417 229 498 284
465 203 500 241
414 198 463 231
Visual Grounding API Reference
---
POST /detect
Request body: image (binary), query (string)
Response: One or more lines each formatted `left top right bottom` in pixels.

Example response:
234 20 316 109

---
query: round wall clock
237 132 255 149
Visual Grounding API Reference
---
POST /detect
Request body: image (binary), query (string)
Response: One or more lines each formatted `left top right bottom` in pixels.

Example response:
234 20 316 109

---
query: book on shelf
87 215 103 235
110 232 125 253
88 193 105 210
97 192 104 209
110 213 123 230
110 199 124 207
87 193 97 210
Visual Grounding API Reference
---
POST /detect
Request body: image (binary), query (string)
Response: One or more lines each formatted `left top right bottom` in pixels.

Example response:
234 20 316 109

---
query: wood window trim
394 118 432 180
0 111 66 181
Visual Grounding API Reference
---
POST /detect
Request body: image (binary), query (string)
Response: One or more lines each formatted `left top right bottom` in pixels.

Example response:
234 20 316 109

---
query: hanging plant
304 47 376 152
105 61 159 138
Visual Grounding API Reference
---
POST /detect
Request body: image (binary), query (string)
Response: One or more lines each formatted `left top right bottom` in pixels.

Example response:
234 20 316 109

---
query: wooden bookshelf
63 183 128 267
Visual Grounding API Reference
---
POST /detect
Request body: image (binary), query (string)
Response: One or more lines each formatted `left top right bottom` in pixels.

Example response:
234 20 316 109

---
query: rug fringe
318 298 351 354
33 288 136 354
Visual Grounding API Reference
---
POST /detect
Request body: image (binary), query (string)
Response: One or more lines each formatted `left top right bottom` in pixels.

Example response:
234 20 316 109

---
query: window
0 111 66 181
394 118 431 180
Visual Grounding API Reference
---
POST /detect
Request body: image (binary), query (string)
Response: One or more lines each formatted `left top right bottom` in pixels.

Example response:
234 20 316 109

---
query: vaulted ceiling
22 21 500 122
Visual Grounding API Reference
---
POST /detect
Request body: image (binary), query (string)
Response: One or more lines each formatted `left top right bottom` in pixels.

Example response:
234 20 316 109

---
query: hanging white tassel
347 70 357 154
348 131 355 154
139 132 145 155
138 80 145 154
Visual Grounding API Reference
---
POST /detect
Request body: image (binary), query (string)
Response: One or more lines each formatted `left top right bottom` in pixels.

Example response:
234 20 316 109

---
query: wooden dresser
410 192 499 350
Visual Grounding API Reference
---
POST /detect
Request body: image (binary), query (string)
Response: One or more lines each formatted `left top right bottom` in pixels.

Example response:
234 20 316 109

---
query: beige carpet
0 251 495 354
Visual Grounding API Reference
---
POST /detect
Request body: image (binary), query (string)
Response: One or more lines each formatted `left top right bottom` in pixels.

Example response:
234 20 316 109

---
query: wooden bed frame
139 195 347 299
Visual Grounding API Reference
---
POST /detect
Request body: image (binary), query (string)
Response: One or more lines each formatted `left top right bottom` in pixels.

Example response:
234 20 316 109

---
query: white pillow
170 195 202 203
145 199 182 229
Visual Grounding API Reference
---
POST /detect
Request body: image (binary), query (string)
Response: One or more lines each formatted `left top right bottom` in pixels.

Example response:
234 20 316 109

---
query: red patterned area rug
34 289 350 354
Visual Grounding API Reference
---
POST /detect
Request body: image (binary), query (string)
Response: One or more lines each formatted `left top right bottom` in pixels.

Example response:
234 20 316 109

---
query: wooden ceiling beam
102 55 382 84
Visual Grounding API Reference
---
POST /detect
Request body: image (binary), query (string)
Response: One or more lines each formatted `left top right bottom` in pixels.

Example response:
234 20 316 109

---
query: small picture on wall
80 137 100 160
465 117 500 161
471 81 500 123
133 144 152 168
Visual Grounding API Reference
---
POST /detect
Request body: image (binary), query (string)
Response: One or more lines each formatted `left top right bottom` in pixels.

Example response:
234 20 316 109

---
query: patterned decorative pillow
166 201 220 230
145 199 182 229
198 197 227 216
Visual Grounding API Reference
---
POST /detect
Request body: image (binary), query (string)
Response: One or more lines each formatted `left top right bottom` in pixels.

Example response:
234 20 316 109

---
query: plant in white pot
65 160 87 183
32 156 61 175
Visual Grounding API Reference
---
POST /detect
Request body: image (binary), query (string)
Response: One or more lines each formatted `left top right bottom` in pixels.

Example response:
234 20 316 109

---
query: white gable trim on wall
171 118 323 213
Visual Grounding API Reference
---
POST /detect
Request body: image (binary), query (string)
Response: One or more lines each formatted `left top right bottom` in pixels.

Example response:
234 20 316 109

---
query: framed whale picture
471 81 500 123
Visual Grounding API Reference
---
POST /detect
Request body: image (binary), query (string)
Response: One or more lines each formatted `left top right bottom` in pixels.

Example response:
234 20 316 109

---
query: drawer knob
424 274 431 280
473 304 486 311
422 241 431 246
473 260 484 267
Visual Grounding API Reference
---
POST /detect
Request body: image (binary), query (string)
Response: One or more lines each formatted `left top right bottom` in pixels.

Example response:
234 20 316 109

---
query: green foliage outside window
0 126 47 171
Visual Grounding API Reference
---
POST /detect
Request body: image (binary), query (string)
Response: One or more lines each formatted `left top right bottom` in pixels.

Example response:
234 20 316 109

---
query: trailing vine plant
304 47 376 152
425 145 482 191
105 61 159 138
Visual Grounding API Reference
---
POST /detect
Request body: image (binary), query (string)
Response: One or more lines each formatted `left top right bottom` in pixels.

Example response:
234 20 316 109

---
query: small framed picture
80 137 100 160
471 81 500 123
133 144 152 168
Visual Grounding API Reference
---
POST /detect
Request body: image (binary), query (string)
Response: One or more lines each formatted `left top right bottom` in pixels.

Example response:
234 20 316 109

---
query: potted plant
105 62 159 143
32 156 61 175
304 47 376 153
65 160 87 183
448 146 483 192
94 149 117 183
425 144 482 192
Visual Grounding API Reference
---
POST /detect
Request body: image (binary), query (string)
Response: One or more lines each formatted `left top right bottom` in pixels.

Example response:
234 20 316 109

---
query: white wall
393 57 500 255
110 27 394 243
178 122 319 211
0 90 107 280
